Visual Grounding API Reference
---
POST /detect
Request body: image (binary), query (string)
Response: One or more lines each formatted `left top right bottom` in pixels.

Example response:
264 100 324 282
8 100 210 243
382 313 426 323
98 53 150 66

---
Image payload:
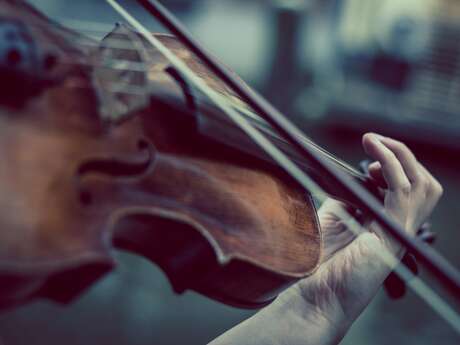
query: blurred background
1 0 460 344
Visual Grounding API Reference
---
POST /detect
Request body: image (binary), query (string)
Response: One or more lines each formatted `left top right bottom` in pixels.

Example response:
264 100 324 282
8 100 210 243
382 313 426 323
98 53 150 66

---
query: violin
0 0 458 312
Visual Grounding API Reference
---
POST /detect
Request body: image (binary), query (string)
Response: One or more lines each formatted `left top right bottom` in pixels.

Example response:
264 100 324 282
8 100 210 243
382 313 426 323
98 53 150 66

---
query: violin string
34 16 363 177
63 68 362 177
47 17 460 197
59 53 362 176
38 15 363 176
105 0 460 331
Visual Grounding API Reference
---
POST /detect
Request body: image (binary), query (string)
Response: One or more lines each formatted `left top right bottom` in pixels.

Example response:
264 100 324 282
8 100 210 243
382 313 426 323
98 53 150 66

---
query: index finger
362 133 411 192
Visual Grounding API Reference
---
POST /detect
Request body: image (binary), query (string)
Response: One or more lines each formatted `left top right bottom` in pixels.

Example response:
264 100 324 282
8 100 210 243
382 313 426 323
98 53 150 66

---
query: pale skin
210 133 443 345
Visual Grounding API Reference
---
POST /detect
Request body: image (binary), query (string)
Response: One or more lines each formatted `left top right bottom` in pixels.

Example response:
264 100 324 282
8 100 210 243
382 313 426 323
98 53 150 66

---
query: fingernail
367 133 381 143
372 132 386 139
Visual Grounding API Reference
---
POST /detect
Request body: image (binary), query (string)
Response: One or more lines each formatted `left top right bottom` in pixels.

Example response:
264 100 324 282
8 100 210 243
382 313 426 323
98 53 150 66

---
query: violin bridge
91 23 150 123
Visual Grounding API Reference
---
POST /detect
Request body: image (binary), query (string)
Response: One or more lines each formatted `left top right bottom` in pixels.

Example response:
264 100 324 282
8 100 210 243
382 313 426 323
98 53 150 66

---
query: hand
287 133 443 342
362 133 443 251
210 133 443 345
316 132 443 259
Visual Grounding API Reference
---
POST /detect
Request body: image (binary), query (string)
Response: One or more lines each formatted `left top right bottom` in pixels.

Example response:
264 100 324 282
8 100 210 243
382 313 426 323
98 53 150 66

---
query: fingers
363 133 443 199
368 161 386 188
377 136 425 188
362 133 411 193
360 133 443 244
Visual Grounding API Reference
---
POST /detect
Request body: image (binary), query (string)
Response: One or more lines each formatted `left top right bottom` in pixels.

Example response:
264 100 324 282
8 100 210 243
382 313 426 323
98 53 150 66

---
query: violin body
0 0 321 309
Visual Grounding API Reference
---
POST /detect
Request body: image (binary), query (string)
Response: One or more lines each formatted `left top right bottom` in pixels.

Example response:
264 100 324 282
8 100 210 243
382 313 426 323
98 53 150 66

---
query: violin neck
147 77 378 206
192 95 379 205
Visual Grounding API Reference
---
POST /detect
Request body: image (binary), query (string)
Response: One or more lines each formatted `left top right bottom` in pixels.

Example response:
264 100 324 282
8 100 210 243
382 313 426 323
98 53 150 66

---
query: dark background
1 0 459 344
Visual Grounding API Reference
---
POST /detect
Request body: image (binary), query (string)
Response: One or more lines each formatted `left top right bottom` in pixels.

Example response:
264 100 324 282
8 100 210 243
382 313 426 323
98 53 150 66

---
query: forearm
210 232 397 345
209 287 350 345
300 231 397 323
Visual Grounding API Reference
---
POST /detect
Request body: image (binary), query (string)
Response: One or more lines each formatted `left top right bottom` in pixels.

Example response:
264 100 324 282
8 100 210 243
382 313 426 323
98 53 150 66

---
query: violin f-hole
76 138 156 206
77 138 154 179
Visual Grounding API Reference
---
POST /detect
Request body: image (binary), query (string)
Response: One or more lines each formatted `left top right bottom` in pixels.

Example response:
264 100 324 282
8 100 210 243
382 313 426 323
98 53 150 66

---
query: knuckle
381 150 396 163
423 178 443 201
412 171 425 185
394 141 409 154
398 182 412 196
418 176 430 191
433 181 444 197
396 141 408 151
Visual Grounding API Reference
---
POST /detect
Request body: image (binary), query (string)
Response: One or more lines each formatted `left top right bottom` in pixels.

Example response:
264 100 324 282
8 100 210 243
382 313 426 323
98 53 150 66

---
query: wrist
209 285 351 345
292 232 397 338
367 220 406 259
271 284 352 345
